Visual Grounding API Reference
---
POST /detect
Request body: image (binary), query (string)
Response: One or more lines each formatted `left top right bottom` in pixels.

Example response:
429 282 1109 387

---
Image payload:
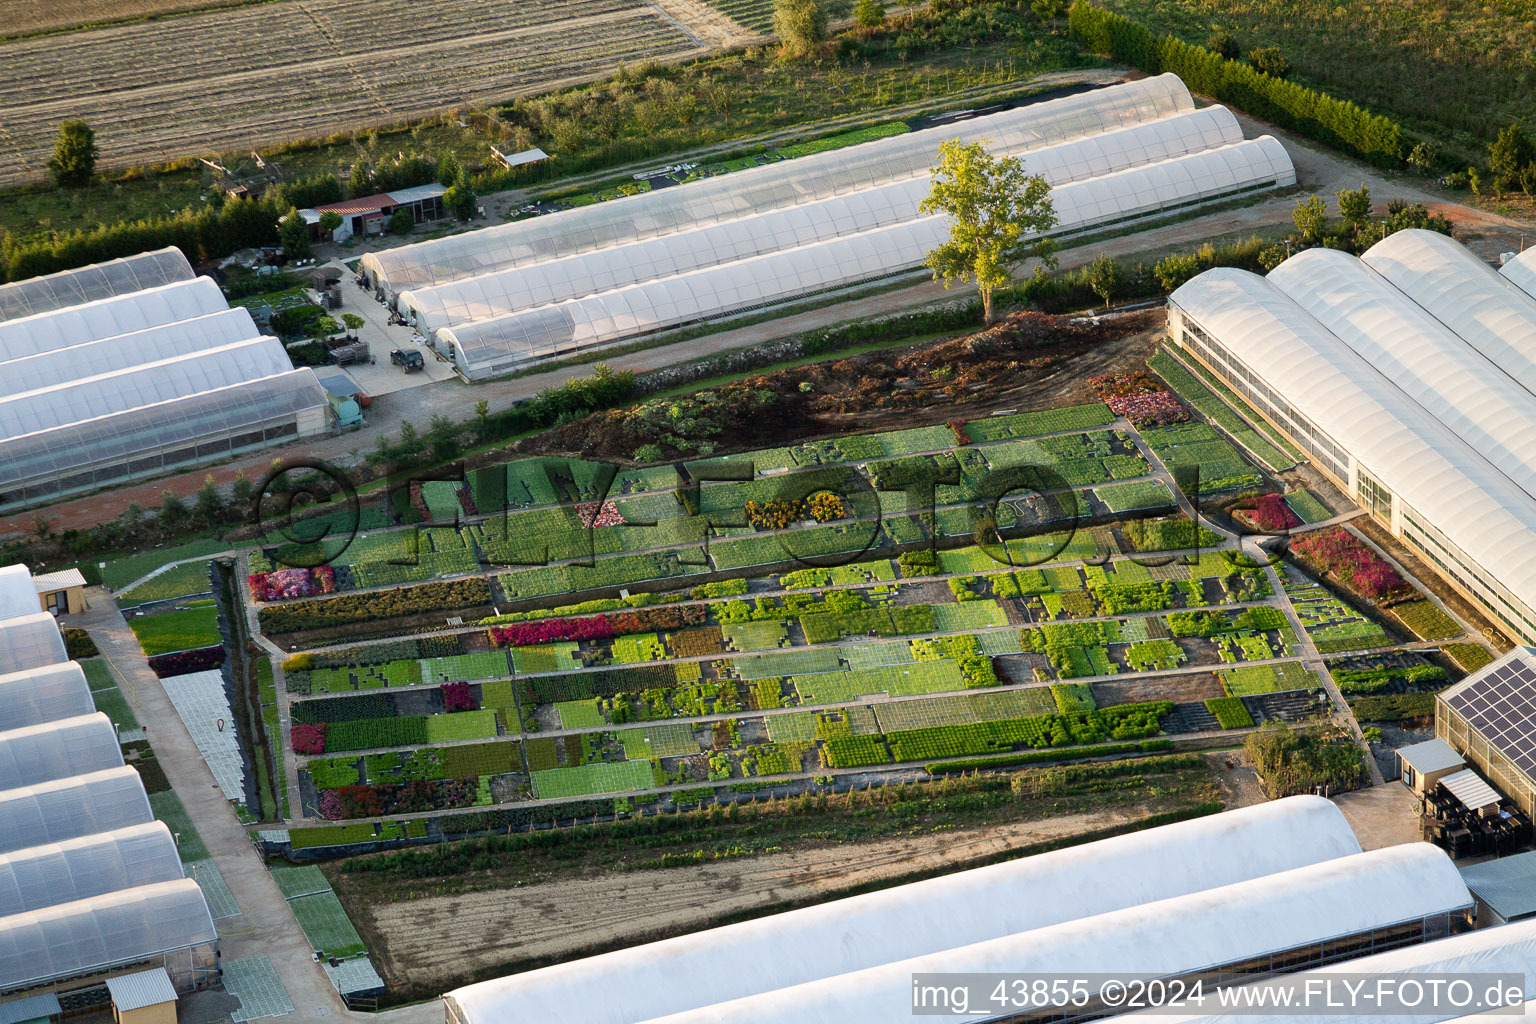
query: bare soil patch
1093 671 1221 705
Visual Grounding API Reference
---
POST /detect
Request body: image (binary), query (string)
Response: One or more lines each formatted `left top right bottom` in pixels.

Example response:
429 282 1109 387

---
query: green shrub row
1349 693 1437 722
924 738 1175 774
1204 696 1255 729
1068 2 1403 166
258 578 492 633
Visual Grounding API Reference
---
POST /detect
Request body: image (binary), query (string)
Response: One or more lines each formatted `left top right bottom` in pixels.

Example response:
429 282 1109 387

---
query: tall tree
1246 46 1290 78
1336 184 1372 230
278 206 312 259
49 120 98 187
443 167 477 221
854 0 885 26
1086 254 1122 308
773 0 826 57
920 138 1057 324
1206 31 1240 60
347 161 373 198
436 149 461 187
1292 195 1329 243
1490 123 1535 197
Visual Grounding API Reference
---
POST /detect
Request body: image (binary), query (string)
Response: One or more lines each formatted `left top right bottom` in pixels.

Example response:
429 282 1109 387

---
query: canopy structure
632 845 1470 1024
0 309 263 399
0 278 226 361
1113 914 1536 1024
437 136 1293 379
0 567 36 622
0 714 122 791
445 797 1359 1024
1362 230 1536 408
0 822 181 918
1269 247 1536 505
0 248 194 323
1503 247 1536 299
401 106 1244 334
365 74 1197 297
0 663 92 729
0 614 67 676
0 767 154 856
0 878 216 994
1168 268 1536 643
0 369 329 508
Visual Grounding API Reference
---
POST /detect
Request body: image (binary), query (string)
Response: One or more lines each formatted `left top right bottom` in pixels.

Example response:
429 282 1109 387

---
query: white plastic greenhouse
0 663 93 729
1269 247 1536 505
1502 247 1536 299
0 308 263 398
1168 267 1536 642
444 797 1360 1024
1112 914 1536 1024
436 136 1293 379
0 277 227 361
0 767 153 856
0 565 37 621
0 878 217 993
400 106 1244 334
0 613 67 675
0 714 123 791
0 248 194 322
632 845 1471 1024
0 821 182 918
365 74 1198 297
1363 230 1536 399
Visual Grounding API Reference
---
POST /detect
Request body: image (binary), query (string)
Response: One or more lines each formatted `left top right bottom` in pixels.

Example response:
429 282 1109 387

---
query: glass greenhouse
0 822 182 919
0 369 330 508
0 278 226 361
0 309 262 398
0 878 218 994
0 566 36 622
0 613 67 676
400 106 1244 335
1269 247 1536 505
0 714 124 792
1168 264 1536 644
364 74 1197 297
1503 247 1536 300
0 248 194 322
0 767 153 856
437 137 1294 379
0 663 93 730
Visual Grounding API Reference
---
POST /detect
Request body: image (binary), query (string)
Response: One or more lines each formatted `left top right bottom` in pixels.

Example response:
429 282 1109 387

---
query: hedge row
257 578 492 633
1068 2 1404 167
924 738 1173 774
1204 696 1255 729
1349 692 1437 722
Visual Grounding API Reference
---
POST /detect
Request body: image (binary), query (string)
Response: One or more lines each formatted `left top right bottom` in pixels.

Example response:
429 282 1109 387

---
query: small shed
105 968 178 1024
1460 850 1536 926
1398 737 1466 797
30 569 86 616
0 993 61 1024
1442 768 1504 817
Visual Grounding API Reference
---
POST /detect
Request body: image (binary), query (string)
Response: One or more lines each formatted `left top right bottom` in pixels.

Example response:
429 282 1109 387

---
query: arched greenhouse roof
0 821 181 918
0 565 37 622
0 277 226 361
0 613 67 676
0 766 153 856
0 714 124 791
0 662 93 729
0 248 194 322
1502 246 1536 300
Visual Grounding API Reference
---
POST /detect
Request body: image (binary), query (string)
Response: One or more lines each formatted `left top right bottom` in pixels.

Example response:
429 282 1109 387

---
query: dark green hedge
1068 2 1403 167
925 738 1174 773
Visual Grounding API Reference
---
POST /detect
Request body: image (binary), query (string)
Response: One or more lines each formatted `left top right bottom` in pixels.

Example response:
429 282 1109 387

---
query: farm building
300 183 448 244
1460 850 1536 926
0 254 330 510
1436 647 1536 818
1503 246 1536 299
367 75 1294 379
31 569 87 617
446 797 1363 1024
1167 233 1536 645
613 844 1472 1024
1106 913 1536 1024
0 248 194 322
0 663 93 729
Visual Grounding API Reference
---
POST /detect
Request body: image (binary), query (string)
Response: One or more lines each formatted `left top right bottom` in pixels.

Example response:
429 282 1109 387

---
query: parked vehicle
390 348 424 372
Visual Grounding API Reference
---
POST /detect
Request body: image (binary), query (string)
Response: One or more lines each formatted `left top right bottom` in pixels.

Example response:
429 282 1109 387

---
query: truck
390 348 425 372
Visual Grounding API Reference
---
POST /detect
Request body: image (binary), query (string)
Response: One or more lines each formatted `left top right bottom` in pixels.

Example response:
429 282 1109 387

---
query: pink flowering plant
247 566 337 602
1291 527 1410 601
1088 372 1189 427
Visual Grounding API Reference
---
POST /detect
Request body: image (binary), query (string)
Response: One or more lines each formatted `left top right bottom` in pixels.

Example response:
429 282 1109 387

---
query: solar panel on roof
1444 653 1536 772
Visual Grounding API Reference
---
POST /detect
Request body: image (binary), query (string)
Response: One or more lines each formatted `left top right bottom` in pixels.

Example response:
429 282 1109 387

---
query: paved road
79 594 441 1024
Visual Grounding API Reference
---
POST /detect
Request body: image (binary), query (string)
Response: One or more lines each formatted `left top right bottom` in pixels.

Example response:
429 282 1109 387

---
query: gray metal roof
1398 738 1466 776
1441 769 1504 811
1460 851 1536 921
324 957 385 998
105 967 178 1011
0 993 59 1024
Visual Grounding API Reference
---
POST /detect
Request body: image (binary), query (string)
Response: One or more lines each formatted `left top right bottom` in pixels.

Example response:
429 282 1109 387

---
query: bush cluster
147 645 225 678
257 579 492 633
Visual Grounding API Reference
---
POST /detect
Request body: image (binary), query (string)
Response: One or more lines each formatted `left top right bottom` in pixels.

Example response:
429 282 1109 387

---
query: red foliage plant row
489 604 707 648
442 681 478 712
248 566 337 602
1291 527 1410 601
1088 372 1189 427
293 722 328 755
1241 493 1302 532
147 645 226 679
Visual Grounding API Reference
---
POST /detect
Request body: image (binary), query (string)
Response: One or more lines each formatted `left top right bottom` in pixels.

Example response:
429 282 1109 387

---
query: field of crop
1095 0 1536 153
0 0 704 185
0 0 262 38
128 605 221 656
